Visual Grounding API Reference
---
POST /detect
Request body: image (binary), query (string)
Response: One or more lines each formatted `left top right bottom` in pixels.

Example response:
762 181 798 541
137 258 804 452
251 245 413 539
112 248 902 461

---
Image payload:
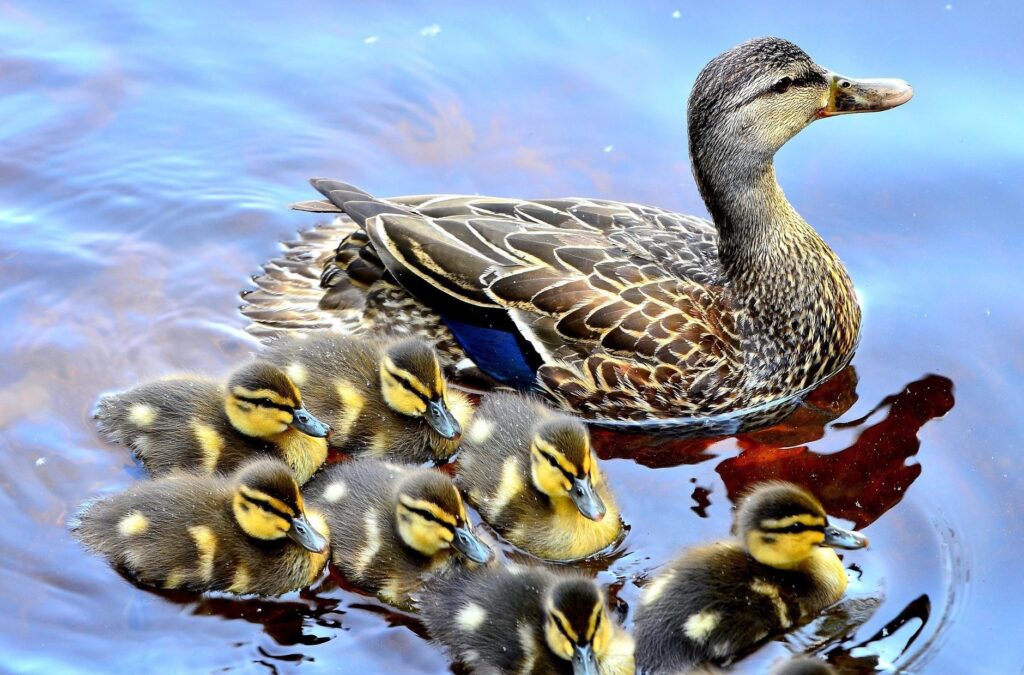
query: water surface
1 2 1022 673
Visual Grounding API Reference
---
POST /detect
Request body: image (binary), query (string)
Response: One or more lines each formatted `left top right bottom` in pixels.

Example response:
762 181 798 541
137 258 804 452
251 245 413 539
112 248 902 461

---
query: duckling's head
231 458 329 553
735 481 867 569
224 361 330 439
688 37 912 197
529 417 607 521
379 338 461 440
543 578 614 675
393 469 493 564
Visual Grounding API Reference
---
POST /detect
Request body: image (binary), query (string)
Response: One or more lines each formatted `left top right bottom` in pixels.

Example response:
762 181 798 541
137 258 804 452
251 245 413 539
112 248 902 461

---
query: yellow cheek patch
191 422 225 473
225 397 291 438
544 616 575 661
188 525 217 582
747 529 826 569
382 358 434 399
531 447 572 497
117 511 149 537
380 373 427 417
233 492 292 540
127 403 157 429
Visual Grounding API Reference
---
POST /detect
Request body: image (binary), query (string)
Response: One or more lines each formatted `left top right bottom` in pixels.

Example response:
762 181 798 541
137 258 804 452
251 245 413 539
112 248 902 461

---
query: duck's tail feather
242 218 369 339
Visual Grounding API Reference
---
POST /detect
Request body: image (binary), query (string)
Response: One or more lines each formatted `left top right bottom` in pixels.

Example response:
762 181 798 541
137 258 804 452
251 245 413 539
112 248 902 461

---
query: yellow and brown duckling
70 458 330 596
458 392 622 561
304 459 493 606
263 333 473 464
421 565 634 675
633 482 868 673
95 360 330 484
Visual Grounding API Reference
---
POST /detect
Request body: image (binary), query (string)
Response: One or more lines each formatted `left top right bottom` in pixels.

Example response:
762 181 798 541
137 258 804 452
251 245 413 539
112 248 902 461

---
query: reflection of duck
421 566 634 675
772 656 836 674
633 482 867 673
243 37 911 429
263 334 473 463
718 374 955 527
96 361 330 483
71 458 329 595
457 392 623 561
305 460 493 606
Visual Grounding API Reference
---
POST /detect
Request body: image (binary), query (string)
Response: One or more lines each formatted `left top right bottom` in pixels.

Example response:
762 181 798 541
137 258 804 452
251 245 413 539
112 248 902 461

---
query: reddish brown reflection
717 375 955 527
590 367 860 468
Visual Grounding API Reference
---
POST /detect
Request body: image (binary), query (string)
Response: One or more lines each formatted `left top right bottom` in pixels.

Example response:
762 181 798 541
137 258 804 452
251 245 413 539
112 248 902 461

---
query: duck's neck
693 151 860 388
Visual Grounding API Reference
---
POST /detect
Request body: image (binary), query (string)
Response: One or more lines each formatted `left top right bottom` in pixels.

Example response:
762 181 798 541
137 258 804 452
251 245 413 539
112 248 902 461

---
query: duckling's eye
773 76 793 93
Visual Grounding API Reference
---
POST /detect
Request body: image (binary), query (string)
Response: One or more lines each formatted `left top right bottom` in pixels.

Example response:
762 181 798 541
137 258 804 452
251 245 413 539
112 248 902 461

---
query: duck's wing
307 180 742 420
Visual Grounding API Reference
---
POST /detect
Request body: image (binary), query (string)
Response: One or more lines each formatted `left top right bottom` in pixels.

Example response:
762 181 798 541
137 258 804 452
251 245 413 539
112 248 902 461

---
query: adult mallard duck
242 37 911 430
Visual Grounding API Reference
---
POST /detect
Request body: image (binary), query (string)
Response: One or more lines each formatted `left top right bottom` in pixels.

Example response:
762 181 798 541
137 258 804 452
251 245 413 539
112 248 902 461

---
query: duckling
633 482 868 673
95 360 330 484
457 392 622 561
421 565 634 675
262 333 473 463
305 459 493 606
70 457 330 596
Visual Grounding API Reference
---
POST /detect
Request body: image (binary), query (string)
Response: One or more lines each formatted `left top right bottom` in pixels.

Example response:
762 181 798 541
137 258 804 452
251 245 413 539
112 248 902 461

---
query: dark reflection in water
2 2 1022 674
719 374 955 528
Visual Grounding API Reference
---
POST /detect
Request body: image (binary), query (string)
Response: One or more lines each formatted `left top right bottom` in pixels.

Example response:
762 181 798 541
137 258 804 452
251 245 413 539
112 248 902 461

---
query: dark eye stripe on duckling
238 486 297 520
231 388 297 412
398 497 460 530
533 441 584 480
759 514 826 534
385 367 435 403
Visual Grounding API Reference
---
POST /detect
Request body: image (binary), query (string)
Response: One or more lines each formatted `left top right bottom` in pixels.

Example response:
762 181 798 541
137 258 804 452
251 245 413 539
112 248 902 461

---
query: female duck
263 333 473 463
633 482 868 673
71 458 330 596
96 360 330 484
458 392 622 560
305 459 493 606
422 566 634 675
242 37 911 430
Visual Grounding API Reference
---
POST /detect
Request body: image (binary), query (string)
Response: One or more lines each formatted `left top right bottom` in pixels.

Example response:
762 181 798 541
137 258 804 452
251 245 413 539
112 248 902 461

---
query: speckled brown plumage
239 36 908 430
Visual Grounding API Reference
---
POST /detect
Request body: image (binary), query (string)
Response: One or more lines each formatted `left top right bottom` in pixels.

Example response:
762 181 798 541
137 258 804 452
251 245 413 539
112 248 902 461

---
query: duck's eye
773 76 793 93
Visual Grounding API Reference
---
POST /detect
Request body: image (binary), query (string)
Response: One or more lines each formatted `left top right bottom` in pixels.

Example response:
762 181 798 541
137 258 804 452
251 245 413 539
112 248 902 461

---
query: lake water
1 2 1022 673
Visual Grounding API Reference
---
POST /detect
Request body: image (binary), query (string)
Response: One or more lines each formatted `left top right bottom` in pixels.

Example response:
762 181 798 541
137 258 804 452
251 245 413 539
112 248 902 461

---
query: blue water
1 2 1022 673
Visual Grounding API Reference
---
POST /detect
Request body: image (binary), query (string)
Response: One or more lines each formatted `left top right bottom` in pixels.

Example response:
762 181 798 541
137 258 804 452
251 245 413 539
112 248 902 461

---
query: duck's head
379 338 461 440
224 361 330 439
735 481 868 569
529 417 607 522
543 578 615 675
393 469 493 564
688 37 912 190
231 458 330 553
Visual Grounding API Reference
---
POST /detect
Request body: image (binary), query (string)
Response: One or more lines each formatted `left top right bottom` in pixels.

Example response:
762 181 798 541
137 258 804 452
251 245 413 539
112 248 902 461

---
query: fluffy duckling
71 458 330 596
95 360 330 484
263 333 473 463
458 392 622 560
422 565 634 675
633 482 868 673
305 459 493 606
